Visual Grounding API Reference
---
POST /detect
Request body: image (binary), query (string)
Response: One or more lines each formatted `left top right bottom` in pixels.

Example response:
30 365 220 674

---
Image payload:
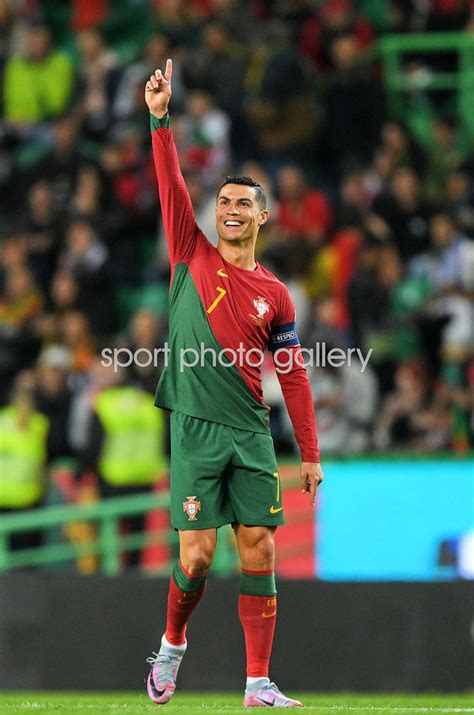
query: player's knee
182 542 214 575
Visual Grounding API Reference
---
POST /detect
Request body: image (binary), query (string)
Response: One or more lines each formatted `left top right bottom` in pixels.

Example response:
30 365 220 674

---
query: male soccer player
145 60 323 708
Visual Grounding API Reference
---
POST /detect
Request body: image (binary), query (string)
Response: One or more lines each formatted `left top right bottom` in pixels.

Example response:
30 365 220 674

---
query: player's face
216 185 268 242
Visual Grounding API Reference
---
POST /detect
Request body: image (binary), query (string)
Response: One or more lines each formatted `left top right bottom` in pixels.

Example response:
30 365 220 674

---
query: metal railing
378 32 474 139
0 492 170 576
1 454 470 575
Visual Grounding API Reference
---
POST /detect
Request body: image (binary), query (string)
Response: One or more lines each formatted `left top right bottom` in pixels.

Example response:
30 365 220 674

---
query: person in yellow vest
84 373 167 567
0 386 50 552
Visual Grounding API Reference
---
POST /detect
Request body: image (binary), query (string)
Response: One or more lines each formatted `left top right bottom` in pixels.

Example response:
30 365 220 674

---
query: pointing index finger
164 58 173 82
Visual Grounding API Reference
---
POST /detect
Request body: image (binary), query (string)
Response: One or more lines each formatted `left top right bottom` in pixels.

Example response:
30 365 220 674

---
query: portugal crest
183 496 201 521
250 295 270 326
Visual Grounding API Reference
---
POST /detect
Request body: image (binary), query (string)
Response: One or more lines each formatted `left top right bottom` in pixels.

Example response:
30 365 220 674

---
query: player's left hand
300 462 324 507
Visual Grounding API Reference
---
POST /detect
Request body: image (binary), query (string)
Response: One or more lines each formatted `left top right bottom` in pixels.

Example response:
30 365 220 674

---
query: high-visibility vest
94 386 167 487
0 407 49 508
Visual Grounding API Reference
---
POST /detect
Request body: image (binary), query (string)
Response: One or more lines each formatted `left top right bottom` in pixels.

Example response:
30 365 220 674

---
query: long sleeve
275 347 320 463
269 286 320 462
150 113 204 267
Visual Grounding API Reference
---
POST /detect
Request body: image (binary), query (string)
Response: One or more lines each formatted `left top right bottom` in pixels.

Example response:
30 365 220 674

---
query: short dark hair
217 175 267 210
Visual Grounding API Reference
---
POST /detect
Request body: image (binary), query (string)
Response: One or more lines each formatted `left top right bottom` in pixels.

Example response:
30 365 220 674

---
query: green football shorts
170 411 285 530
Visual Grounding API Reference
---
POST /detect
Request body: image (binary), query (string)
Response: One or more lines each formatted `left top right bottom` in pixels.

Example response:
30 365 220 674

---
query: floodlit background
0 0 473 696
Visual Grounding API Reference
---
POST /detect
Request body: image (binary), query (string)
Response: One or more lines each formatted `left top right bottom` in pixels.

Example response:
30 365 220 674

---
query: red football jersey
151 115 319 462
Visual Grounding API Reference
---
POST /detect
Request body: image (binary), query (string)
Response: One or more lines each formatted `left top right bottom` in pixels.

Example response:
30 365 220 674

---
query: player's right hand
145 59 172 118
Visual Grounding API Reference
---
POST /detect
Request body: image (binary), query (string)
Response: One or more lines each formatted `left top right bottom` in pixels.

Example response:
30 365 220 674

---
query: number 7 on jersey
206 286 227 314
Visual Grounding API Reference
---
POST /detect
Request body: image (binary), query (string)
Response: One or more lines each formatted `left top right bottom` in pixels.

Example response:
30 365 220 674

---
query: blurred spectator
323 32 385 180
426 116 467 201
60 218 108 281
14 180 59 290
310 355 378 455
425 0 470 32
152 0 207 47
390 0 470 33
0 265 43 329
184 21 246 119
245 21 318 168
364 147 397 203
375 362 451 450
210 0 259 44
100 127 157 241
276 165 333 243
347 241 387 349
311 227 363 329
174 90 231 189
71 0 109 32
35 346 74 461
263 164 333 284
0 0 28 117
118 308 165 394
68 356 114 455
48 271 81 319
76 28 121 140
0 250 43 395
82 369 167 566
372 167 433 262
0 384 49 550
32 114 93 216
40 268 114 347
388 0 418 32
68 164 119 255
0 236 27 277
57 220 111 332
301 296 348 350
378 120 426 178
299 0 375 74
409 213 474 356
156 170 217 271
335 170 371 229
444 167 474 238
69 164 107 224
59 311 95 375
3 21 74 126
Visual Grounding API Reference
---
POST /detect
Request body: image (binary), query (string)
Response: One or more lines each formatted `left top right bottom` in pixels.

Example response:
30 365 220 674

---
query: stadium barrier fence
0 492 171 575
378 32 474 141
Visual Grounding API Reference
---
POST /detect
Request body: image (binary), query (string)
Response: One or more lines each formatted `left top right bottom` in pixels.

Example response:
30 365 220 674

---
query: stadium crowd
0 0 473 533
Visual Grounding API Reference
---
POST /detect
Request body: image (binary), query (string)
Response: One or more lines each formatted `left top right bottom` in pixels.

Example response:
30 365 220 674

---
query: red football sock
165 561 207 646
238 593 277 678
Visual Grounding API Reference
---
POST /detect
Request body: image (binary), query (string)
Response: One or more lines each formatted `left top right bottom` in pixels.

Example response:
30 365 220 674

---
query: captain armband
268 322 300 351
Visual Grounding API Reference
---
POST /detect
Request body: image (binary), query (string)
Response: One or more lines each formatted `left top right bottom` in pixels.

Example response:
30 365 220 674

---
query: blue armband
269 322 300 351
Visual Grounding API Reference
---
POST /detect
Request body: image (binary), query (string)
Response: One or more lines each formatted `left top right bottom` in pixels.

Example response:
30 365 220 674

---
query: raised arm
145 60 202 266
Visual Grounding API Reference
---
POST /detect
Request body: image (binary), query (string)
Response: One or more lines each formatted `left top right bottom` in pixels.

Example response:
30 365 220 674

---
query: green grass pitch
0 693 472 714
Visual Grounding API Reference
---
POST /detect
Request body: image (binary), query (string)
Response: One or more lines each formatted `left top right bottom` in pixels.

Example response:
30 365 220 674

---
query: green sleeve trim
240 571 276 597
150 113 170 131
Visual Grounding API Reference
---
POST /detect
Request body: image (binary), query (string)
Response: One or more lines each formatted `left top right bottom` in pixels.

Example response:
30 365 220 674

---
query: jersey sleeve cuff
150 113 170 131
301 449 320 463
